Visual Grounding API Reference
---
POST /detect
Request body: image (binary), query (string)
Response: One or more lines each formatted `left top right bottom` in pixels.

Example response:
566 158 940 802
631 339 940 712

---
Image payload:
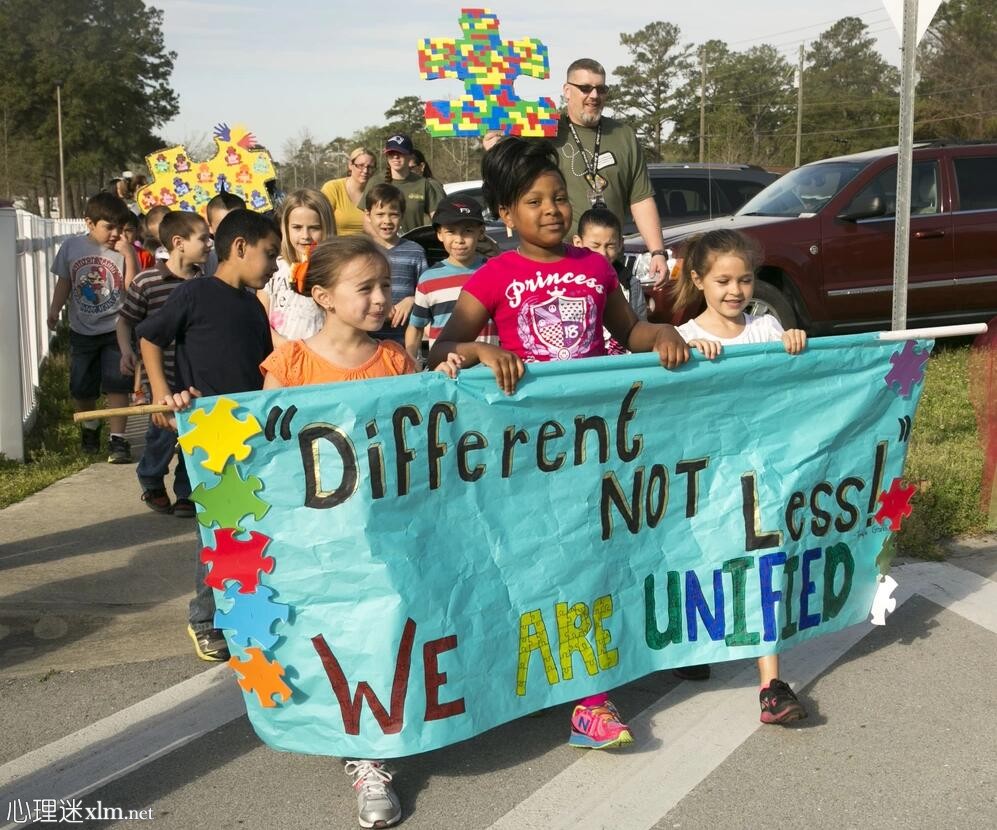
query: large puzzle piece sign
135 123 277 218
418 8 559 138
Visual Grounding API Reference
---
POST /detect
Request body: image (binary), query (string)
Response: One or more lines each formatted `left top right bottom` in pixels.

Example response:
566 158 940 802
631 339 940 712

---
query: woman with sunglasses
554 57 668 285
321 147 377 236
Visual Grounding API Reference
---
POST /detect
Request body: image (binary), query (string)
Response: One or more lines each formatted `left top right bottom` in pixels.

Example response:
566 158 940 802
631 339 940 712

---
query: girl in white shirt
259 189 336 344
674 228 810 725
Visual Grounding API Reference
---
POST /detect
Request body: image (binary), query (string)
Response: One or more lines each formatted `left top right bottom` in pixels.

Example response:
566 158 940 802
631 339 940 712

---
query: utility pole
55 81 66 218
698 49 706 163
891 0 918 331
794 45 804 168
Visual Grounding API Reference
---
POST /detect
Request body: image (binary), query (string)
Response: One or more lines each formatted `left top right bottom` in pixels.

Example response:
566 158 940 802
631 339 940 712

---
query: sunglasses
352 162 375 170
566 81 609 96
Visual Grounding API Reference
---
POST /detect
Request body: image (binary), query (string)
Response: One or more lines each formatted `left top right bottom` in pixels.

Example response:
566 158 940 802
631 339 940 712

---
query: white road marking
488 562 997 830
0 665 242 830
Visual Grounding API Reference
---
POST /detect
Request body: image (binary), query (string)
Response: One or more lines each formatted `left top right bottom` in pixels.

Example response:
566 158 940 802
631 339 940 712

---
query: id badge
585 172 608 207
588 190 607 208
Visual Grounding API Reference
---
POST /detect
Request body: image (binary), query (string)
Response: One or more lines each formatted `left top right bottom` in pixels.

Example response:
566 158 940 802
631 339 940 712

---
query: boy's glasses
566 81 610 96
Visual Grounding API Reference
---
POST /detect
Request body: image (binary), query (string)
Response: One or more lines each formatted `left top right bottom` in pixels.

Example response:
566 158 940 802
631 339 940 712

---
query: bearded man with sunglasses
554 58 668 285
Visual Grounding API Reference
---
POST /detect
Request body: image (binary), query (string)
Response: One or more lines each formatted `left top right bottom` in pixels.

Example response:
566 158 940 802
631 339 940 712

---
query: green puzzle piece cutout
191 461 270 531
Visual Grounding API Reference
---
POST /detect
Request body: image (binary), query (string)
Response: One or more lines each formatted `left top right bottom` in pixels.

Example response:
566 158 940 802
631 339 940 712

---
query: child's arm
47 278 71 330
404 324 425 362
782 329 807 355
390 255 424 329
256 289 287 347
603 288 690 368
115 237 139 289
390 296 415 329
139 338 175 429
116 316 137 375
428 293 524 395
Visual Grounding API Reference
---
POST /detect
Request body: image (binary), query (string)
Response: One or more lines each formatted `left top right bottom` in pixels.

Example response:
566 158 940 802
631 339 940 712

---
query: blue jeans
136 422 191 499
189 553 216 630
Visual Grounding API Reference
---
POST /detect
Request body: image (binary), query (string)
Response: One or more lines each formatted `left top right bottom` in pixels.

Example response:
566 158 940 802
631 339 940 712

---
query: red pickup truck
626 141 997 332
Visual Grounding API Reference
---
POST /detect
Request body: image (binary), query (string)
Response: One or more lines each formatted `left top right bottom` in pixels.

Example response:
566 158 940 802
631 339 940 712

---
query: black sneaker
141 488 173 514
172 498 196 518
674 664 711 681
760 679 807 724
80 427 101 454
107 435 132 464
187 625 230 662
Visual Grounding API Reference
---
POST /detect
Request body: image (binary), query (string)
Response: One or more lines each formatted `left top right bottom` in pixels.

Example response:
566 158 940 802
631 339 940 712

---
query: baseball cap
383 134 414 155
433 195 485 227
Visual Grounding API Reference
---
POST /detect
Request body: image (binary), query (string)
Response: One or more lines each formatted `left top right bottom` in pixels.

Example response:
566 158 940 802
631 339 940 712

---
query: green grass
0 329 92 508
898 341 990 557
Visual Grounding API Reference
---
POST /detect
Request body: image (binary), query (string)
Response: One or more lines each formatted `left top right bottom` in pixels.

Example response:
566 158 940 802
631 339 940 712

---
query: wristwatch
649 249 666 258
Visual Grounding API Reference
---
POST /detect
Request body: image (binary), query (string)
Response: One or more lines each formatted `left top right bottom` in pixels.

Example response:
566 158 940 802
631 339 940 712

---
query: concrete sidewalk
0 462 204 764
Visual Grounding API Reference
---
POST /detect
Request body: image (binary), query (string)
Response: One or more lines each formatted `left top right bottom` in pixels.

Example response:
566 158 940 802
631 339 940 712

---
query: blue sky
156 1 902 162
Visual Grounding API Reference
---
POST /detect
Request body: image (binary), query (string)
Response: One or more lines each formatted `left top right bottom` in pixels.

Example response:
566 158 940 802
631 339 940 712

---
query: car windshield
737 161 867 217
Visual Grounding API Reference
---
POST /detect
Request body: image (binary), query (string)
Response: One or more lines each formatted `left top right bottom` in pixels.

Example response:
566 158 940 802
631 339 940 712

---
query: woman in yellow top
321 147 376 236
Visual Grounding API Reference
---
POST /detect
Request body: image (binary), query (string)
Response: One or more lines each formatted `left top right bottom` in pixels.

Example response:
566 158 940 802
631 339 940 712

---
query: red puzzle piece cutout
874 477 916 531
200 529 274 594
229 647 292 707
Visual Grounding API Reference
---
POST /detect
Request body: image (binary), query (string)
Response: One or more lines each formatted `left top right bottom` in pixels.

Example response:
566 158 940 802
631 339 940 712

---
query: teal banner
177 333 930 758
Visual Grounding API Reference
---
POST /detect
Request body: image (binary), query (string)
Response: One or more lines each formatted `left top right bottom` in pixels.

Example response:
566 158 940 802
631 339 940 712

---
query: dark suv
642 162 778 233
627 141 997 331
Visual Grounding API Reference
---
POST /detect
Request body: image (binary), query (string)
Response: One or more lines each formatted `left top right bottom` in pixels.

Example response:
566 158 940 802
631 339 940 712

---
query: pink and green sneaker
568 700 634 749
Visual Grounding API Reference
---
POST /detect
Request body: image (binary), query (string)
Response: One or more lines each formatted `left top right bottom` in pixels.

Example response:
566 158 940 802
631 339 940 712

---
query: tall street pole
55 81 66 219
698 49 706 164
795 45 804 168
891 0 918 331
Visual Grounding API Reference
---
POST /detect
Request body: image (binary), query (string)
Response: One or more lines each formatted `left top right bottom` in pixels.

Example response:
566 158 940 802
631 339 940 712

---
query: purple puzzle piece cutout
884 340 930 398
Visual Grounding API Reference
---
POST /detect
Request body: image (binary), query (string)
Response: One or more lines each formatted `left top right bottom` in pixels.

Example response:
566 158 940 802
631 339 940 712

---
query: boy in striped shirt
116 211 211 516
405 195 497 362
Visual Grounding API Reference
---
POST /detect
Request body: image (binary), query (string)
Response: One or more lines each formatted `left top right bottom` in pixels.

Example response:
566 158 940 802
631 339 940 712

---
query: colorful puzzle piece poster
178 333 932 759
418 8 559 138
135 123 277 218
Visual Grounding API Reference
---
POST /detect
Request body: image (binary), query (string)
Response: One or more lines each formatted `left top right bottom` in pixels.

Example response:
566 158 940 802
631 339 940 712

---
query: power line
723 8 885 48
698 105 997 140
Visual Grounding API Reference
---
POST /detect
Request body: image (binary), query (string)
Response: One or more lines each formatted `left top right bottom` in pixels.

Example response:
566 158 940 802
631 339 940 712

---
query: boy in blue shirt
365 183 427 345
405 195 497 361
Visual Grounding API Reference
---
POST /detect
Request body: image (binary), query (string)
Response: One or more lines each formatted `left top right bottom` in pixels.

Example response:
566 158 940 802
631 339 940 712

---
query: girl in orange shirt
260 234 458 829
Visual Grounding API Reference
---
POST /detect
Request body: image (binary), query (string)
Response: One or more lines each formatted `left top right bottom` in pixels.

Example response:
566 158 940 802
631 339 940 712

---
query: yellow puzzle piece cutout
177 397 262 474
135 123 277 218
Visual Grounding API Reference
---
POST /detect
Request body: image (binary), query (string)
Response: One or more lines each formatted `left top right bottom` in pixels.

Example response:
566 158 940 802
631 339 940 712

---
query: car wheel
746 281 797 329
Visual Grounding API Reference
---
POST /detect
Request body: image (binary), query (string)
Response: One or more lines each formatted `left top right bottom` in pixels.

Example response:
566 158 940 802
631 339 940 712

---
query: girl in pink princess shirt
428 136 691 749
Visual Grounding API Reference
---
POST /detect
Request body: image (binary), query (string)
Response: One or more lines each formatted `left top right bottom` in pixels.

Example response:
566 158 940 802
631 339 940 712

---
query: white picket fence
0 207 86 461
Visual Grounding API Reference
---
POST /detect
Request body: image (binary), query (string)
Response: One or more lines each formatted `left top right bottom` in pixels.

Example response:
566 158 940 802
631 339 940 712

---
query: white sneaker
344 760 401 829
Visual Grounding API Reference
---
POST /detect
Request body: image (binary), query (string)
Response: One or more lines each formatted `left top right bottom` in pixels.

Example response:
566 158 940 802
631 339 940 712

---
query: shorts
69 329 134 400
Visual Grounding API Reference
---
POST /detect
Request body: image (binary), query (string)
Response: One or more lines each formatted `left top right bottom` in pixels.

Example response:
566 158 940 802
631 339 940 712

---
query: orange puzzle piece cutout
229 647 293 708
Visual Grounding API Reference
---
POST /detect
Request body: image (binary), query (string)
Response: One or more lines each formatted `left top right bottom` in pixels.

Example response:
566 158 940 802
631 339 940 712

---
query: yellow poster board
135 123 277 217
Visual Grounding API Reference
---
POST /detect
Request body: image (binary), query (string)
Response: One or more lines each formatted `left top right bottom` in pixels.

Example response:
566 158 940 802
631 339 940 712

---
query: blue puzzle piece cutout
214 584 290 650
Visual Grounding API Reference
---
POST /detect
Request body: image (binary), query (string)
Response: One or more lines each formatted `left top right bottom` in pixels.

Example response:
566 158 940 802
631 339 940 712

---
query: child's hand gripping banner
177 333 931 759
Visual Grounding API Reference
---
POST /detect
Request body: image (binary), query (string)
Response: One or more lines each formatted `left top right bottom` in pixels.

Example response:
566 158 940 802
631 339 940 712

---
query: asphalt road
2 463 996 830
